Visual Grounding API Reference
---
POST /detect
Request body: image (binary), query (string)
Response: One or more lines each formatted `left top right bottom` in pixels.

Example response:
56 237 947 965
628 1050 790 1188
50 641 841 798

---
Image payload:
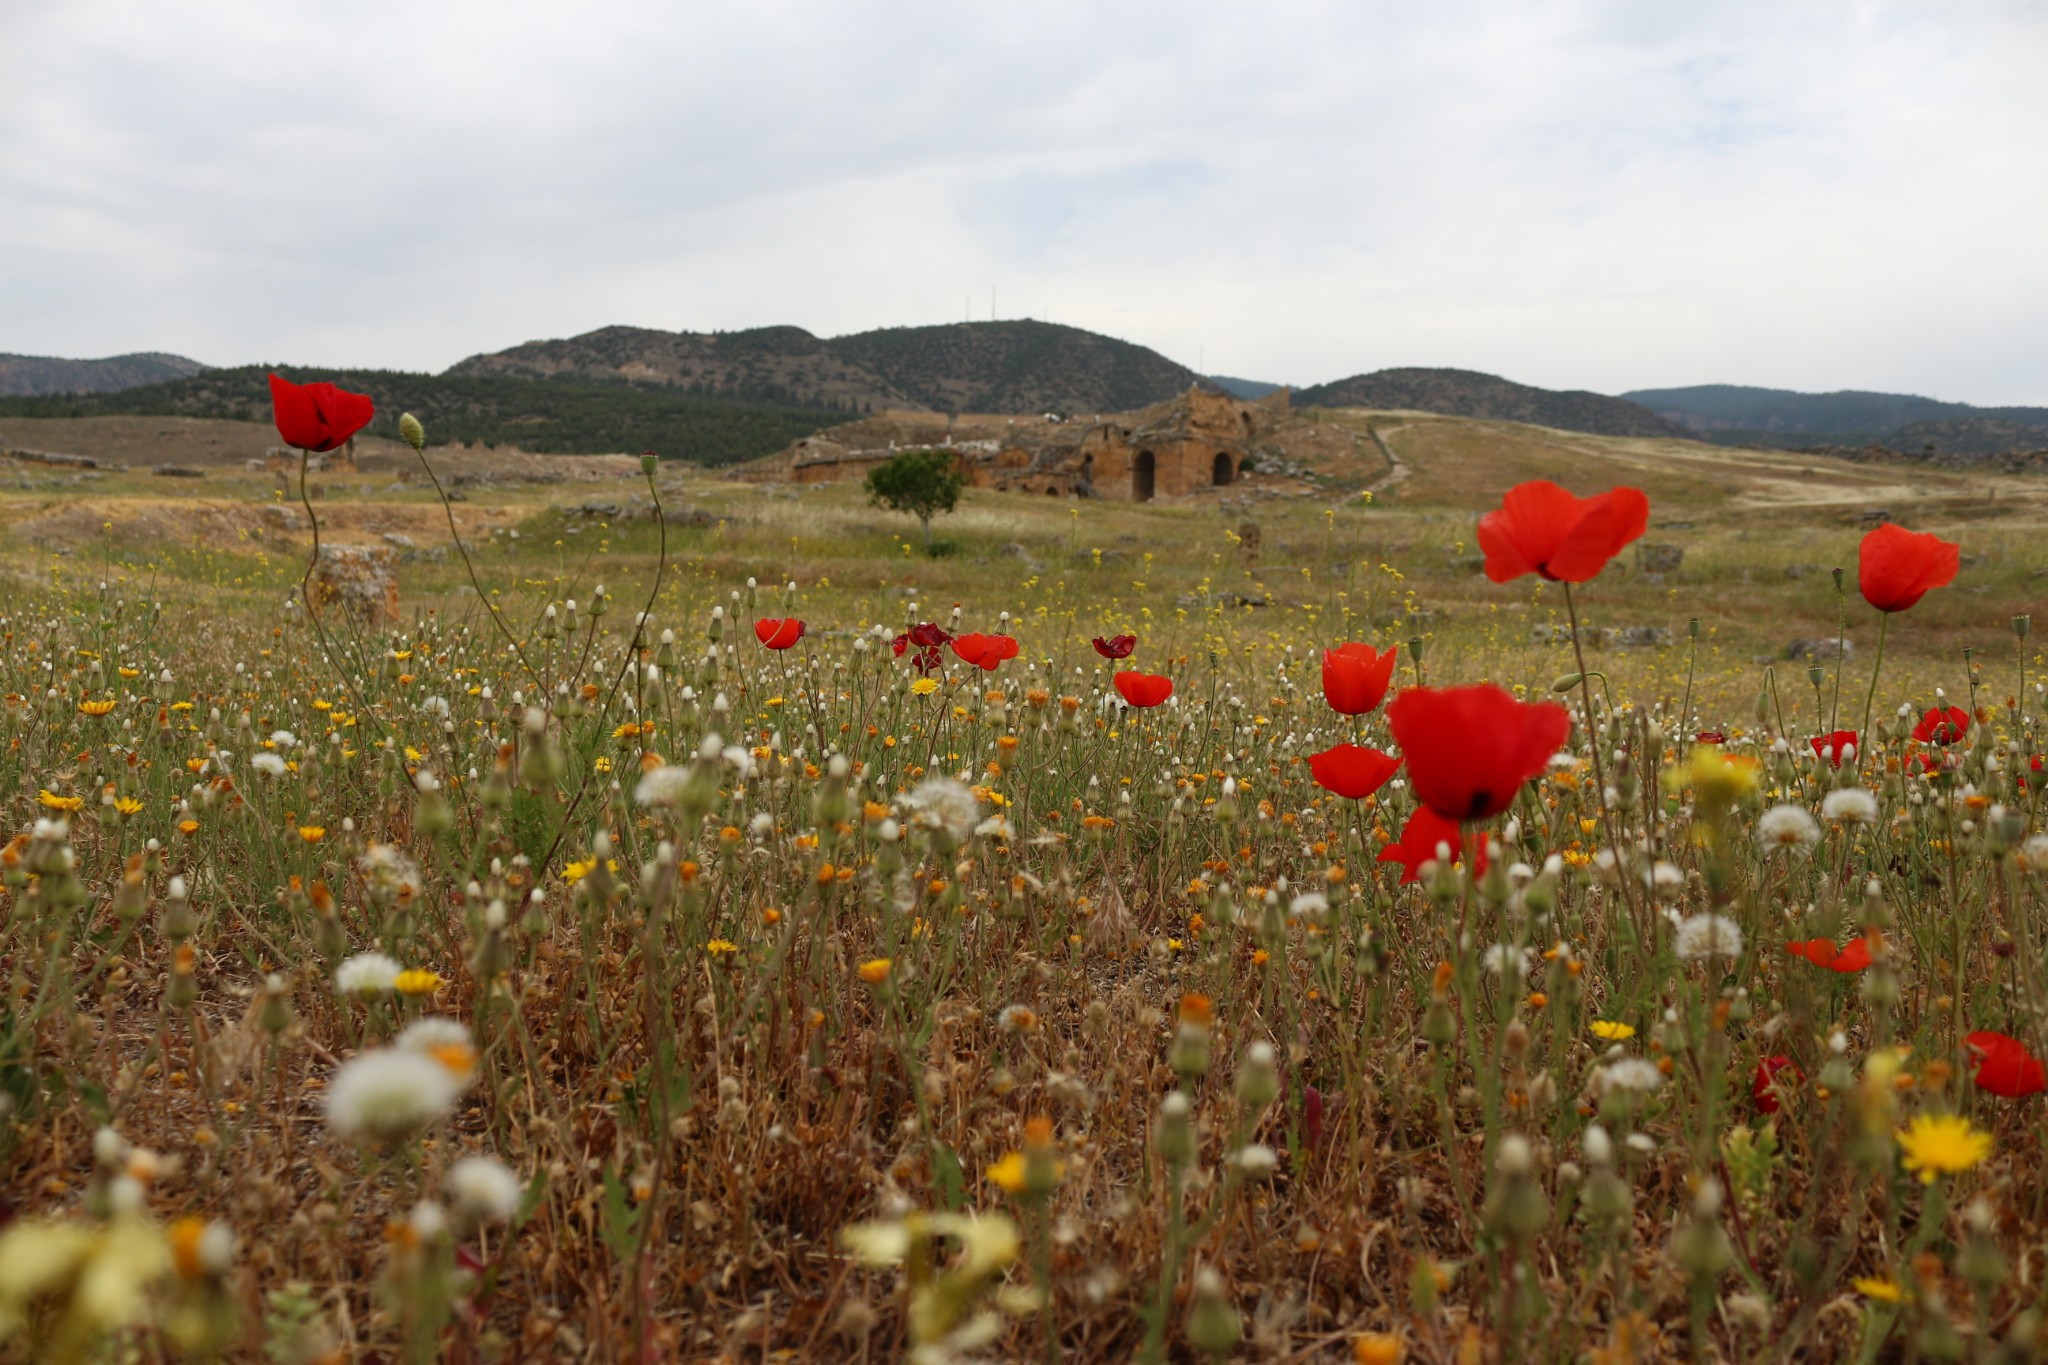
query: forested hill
1296 367 1689 439
0 366 833 465
448 319 1208 416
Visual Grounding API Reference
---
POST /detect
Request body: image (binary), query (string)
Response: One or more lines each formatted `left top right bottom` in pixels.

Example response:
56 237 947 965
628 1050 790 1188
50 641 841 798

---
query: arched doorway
1133 451 1156 501
1212 453 1234 486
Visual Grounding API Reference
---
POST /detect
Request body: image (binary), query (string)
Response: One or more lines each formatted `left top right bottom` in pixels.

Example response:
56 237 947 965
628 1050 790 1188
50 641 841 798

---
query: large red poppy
1386 684 1569 822
1113 671 1173 708
1092 634 1137 659
1785 936 1872 973
952 633 1020 671
268 373 375 453
1377 806 1487 884
1857 523 1960 613
893 623 953 674
1476 480 1650 584
1308 744 1401 800
1966 1031 2047 1098
1911 706 1969 746
1753 1055 1801 1114
1322 643 1398 716
1809 730 1858 767
754 617 805 649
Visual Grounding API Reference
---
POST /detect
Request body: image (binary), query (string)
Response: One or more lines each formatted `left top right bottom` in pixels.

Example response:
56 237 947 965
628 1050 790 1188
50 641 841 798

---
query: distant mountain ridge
1623 383 2048 456
449 320 1209 416
0 351 209 397
1296 367 1689 439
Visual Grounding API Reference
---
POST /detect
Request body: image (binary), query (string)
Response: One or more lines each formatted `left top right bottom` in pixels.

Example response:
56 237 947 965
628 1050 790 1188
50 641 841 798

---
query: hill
449 319 1208 416
1624 383 2048 454
1208 375 1289 400
0 365 832 465
1295 367 1688 439
0 351 209 397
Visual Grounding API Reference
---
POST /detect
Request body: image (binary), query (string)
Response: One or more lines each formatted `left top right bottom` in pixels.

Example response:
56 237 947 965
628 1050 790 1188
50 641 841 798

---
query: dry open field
0 408 2044 1363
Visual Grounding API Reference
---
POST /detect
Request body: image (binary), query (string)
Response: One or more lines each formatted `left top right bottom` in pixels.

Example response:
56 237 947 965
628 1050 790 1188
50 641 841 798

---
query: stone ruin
733 386 1281 503
310 545 399 627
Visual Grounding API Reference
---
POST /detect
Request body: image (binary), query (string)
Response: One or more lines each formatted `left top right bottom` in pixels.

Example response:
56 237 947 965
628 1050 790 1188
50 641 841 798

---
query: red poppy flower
754 617 805 649
1308 744 1402 800
1695 730 1727 746
1476 480 1650 584
1809 730 1859 767
1906 751 1957 777
1965 1031 2047 1098
1857 523 1960 613
1785 937 1872 972
1910 706 1969 746
1092 634 1137 660
893 623 954 674
1753 1055 1801 1114
952 633 1020 671
268 373 374 453
1113 671 1173 708
1377 806 1488 885
1386 684 1569 822
1321 643 1398 716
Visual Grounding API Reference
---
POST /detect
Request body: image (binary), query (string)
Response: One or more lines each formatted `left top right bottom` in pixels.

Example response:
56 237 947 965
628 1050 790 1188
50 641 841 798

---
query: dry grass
0 417 2045 1362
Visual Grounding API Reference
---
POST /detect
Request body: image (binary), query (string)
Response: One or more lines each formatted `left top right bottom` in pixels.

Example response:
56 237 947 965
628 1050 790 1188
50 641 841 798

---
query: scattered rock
258 506 300 530
151 464 204 479
1637 543 1684 573
1786 638 1854 663
311 545 399 627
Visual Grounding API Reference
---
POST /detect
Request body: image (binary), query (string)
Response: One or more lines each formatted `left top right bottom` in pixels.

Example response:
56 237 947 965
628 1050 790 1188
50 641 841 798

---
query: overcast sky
3 1 2045 402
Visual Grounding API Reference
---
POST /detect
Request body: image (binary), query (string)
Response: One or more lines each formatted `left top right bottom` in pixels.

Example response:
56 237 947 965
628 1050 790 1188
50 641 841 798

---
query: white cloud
1 0 2043 402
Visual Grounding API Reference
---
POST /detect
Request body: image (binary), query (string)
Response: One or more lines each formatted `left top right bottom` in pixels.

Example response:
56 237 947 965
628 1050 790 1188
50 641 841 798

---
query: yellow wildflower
857 958 892 985
1896 1113 1991 1183
910 677 939 696
38 790 83 812
1589 1020 1636 1042
78 699 117 717
1853 1276 1903 1303
393 970 443 997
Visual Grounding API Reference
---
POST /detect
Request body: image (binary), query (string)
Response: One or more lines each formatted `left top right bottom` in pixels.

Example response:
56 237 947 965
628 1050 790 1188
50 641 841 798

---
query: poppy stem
1561 582 1644 938
1858 612 1890 765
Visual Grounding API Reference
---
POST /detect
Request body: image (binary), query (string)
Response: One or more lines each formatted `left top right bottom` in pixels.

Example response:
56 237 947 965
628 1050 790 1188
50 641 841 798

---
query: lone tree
865 447 965 551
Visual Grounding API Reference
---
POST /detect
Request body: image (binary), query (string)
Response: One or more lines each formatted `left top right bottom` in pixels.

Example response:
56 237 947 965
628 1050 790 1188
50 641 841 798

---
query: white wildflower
325 1049 463 1142
1756 803 1821 852
1820 788 1879 824
1673 912 1744 961
250 752 287 777
448 1156 523 1225
2017 833 2048 872
634 764 689 808
1482 944 1533 976
974 813 1014 840
1598 1058 1665 1095
334 952 402 996
902 777 978 844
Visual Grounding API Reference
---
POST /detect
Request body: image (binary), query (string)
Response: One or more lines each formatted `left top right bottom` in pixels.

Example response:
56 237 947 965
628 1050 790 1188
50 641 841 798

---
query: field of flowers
1 377 2045 1363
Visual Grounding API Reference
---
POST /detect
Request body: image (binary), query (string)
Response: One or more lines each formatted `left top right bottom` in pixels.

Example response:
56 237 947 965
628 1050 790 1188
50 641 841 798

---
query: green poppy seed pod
1553 673 1584 692
1407 636 1425 665
1806 665 1825 689
1688 616 1701 640
398 413 426 452
2015 613 2032 640
640 451 658 478
1831 567 1844 594
1185 1270 1241 1357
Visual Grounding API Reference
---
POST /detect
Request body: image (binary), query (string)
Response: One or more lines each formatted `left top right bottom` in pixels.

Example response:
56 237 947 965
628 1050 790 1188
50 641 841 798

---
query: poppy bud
1553 673 1583 692
398 412 426 452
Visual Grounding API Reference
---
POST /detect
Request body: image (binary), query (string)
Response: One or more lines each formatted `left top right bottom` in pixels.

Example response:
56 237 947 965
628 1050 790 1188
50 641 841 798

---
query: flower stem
1858 611 1891 766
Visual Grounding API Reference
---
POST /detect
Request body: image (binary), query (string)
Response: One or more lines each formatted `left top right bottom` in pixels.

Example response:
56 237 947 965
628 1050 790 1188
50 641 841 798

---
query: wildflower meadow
3 375 2048 1364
